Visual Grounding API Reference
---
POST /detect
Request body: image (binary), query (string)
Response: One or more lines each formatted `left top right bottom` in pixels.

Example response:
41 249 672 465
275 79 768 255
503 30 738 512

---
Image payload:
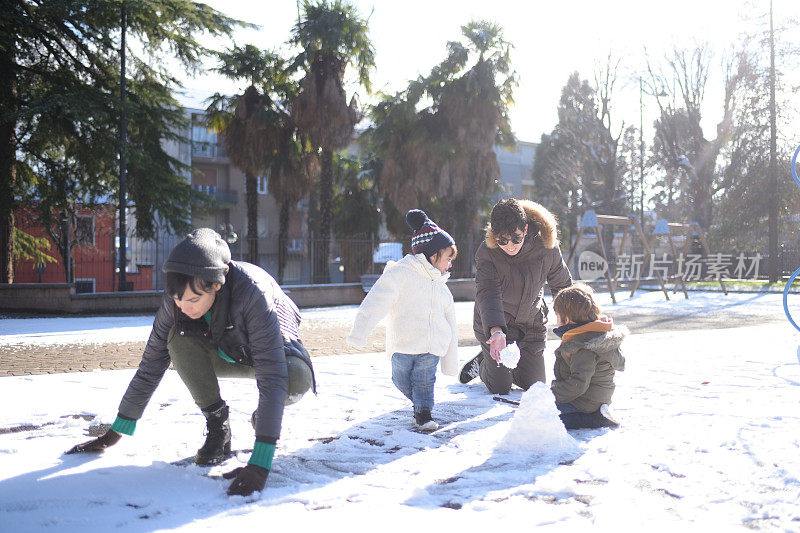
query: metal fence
12 227 185 292
10 226 478 292
278 233 476 285
12 218 790 293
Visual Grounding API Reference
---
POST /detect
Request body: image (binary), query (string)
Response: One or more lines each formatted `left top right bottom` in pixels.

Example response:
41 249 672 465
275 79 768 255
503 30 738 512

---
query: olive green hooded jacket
551 316 627 413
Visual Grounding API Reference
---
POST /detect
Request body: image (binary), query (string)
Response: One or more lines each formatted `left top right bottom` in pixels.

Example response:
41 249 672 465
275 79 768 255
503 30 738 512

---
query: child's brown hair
430 244 458 264
553 282 602 324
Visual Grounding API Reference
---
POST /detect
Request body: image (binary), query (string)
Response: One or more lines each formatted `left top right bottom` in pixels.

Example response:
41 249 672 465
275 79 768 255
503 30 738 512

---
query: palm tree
206 45 289 265
368 20 516 241
268 124 318 283
208 45 318 279
290 0 374 282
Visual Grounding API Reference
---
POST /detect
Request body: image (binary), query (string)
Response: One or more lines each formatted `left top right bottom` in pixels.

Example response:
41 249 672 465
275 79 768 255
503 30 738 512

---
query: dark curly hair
490 198 527 238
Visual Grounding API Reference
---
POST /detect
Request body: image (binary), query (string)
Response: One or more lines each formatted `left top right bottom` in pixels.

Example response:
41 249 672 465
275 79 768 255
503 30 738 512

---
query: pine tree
0 0 242 282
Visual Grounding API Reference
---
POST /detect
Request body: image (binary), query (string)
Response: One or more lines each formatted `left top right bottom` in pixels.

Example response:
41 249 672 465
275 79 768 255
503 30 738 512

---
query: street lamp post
639 77 645 229
638 79 667 230
118 2 128 291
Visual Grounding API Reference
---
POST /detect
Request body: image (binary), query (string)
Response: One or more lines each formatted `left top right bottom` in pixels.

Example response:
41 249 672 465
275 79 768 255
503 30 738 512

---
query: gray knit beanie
162 228 231 284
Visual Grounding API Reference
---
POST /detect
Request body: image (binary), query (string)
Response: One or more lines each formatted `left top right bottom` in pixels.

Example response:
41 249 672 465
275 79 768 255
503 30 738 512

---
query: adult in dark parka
461 198 573 394
66 228 315 497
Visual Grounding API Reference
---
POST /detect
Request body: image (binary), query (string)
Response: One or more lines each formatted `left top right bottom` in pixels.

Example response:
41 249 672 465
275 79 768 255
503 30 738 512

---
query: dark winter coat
117 261 313 439
473 200 573 343
551 317 627 413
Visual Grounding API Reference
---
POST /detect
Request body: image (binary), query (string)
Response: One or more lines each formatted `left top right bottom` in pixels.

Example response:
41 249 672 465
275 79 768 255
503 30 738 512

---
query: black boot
560 405 619 430
414 408 439 432
196 402 231 465
458 352 483 384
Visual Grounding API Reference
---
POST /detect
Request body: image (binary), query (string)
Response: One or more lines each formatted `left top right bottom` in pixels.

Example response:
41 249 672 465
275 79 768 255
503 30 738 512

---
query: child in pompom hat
347 209 459 431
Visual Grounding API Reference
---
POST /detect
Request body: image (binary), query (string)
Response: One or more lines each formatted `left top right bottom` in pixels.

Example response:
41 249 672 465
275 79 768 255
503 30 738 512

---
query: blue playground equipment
784 144 800 332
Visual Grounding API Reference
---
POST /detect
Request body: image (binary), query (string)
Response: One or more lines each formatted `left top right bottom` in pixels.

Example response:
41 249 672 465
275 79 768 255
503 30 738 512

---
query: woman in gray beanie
66 228 316 497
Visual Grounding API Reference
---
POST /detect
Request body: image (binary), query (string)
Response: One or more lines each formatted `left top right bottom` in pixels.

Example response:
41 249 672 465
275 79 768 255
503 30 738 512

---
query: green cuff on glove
248 441 275 470
110 416 136 436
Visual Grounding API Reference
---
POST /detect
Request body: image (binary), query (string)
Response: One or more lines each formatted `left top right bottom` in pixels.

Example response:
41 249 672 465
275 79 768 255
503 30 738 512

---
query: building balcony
193 186 238 206
214 188 238 206
192 142 228 159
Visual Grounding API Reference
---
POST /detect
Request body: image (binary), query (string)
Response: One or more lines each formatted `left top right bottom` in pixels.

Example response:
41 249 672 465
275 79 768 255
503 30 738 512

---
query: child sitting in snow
346 210 459 431
551 283 626 429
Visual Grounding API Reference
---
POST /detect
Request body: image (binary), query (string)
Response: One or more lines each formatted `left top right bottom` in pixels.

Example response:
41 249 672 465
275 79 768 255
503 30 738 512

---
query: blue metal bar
784 143 800 331
784 267 800 333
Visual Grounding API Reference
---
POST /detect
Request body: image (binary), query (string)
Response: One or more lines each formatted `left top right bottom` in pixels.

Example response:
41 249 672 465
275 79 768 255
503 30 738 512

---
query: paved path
1 304 783 376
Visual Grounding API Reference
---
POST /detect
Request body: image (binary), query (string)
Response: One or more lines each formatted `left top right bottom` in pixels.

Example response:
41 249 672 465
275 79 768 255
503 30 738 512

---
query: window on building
521 184 535 201
258 214 269 237
192 117 219 157
257 170 269 195
193 168 218 196
75 216 94 246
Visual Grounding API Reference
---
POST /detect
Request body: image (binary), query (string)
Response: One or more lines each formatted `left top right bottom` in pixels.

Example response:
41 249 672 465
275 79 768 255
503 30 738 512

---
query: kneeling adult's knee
286 355 313 405
484 382 511 396
479 359 512 395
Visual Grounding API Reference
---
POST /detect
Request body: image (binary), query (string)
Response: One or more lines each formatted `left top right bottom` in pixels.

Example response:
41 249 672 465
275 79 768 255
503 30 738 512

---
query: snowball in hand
499 342 521 369
497 383 581 458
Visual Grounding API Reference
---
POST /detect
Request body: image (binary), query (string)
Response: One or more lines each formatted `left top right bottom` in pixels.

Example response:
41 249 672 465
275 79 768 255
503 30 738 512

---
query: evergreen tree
712 44 799 252
0 0 242 282
331 154 380 281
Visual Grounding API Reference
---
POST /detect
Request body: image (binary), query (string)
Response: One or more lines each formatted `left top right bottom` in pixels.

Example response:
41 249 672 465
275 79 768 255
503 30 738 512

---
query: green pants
168 327 313 410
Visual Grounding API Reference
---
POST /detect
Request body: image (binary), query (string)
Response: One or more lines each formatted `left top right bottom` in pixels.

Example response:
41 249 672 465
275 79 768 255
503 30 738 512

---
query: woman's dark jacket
117 261 312 439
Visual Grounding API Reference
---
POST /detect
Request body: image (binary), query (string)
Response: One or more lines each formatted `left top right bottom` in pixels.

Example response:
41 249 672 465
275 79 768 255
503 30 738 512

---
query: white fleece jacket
346 254 459 376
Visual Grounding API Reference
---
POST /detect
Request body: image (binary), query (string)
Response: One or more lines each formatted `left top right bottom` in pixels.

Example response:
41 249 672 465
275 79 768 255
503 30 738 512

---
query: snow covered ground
2 292 800 530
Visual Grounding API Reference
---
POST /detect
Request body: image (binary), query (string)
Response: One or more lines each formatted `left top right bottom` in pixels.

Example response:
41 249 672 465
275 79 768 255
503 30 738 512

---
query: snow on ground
0 289 792 346
0 315 155 346
2 294 800 530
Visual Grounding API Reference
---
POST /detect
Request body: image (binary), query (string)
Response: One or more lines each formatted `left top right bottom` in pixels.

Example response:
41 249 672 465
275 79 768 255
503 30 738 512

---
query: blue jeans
391 353 438 411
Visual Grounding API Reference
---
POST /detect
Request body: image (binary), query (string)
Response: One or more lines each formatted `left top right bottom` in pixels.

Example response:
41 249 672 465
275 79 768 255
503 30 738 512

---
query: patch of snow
497 382 580 459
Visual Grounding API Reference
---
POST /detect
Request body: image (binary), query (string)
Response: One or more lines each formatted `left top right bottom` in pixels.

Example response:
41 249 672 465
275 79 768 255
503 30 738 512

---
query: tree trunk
46 220 72 283
693 173 713 231
568 189 578 251
277 198 290 284
317 148 333 283
245 172 259 265
0 23 17 283
693 143 719 231
600 148 618 250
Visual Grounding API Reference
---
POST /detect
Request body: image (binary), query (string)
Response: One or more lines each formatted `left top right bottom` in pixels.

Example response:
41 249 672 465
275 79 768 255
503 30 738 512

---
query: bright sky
179 0 799 144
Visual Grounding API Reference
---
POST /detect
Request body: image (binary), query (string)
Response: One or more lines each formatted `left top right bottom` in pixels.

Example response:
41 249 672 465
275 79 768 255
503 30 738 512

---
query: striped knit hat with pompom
406 209 455 258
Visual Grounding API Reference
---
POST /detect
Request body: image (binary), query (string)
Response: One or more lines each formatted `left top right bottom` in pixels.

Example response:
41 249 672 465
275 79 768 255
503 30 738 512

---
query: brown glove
223 464 269 496
65 429 121 454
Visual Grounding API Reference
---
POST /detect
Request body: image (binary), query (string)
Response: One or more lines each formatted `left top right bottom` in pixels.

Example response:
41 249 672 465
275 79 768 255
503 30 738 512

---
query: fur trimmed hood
557 316 627 372
560 324 628 357
485 199 559 250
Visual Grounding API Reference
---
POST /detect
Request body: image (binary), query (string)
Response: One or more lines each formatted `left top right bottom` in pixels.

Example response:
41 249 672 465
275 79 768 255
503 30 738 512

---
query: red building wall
13 206 152 292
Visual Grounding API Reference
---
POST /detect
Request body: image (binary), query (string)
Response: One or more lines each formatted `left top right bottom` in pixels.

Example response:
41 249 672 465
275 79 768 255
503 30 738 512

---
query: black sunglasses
496 233 524 246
